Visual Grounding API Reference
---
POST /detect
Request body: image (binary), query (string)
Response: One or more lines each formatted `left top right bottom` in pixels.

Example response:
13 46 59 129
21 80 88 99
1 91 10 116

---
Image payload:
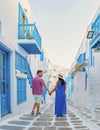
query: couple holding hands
31 70 67 117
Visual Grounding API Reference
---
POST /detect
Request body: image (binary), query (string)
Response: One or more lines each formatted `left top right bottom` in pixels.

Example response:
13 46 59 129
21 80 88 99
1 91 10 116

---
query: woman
50 74 67 117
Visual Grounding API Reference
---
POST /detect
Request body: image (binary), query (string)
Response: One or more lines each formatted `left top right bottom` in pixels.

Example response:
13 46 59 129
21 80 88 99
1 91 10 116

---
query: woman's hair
58 78 65 86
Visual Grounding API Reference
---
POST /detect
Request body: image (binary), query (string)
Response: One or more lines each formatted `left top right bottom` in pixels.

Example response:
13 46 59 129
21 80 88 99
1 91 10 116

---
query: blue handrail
26 60 33 87
90 14 100 47
90 32 100 47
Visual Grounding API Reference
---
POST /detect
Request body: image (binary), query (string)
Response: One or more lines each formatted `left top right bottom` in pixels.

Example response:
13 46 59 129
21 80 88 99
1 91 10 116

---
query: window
15 51 33 87
17 78 26 104
15 51 27 73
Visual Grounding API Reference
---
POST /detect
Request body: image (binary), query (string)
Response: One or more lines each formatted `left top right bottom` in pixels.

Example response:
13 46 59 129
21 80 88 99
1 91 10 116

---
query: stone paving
70 104 100 129
0 103 100 130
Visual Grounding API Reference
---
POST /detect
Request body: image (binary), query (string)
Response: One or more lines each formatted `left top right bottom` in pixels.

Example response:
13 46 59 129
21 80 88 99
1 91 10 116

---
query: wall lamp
87 30 94 39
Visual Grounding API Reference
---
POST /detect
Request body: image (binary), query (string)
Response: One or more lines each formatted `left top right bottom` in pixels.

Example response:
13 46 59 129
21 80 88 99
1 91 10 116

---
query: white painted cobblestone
0 103 100 130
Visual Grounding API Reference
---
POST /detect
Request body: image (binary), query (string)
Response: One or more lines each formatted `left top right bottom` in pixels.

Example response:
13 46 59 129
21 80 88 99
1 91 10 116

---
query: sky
29 0 100 68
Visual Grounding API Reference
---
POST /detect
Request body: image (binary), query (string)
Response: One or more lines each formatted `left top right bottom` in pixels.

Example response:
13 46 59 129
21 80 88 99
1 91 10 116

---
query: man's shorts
34 94 42 104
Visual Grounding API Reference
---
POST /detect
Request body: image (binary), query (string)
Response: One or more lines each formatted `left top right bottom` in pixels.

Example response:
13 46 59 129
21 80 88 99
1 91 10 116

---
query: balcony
90 32 100 49
18 23 42 54
90 14 100 49
77 53 86 64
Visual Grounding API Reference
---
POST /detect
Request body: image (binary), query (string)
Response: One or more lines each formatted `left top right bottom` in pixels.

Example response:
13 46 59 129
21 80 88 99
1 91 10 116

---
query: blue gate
0 47 10 117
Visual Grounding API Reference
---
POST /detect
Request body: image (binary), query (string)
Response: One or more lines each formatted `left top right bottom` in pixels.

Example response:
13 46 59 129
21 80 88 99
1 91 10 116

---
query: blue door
0 48 10 117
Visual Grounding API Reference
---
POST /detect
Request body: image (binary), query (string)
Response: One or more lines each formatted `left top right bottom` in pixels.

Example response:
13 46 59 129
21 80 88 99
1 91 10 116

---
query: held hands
48 91 52 96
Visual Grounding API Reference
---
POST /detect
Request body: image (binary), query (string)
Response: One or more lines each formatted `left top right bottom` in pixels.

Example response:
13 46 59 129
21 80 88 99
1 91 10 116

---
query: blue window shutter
17 78 22 104
15 51 33 87
15 52 27 73
17 78 26 104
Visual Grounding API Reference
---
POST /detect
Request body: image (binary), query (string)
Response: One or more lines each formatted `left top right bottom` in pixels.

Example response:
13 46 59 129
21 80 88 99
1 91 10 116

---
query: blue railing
18 3 28 25
77 53 86 64
26 61 33 87
18 23 41 48
90 14 100 47
90 32 100 47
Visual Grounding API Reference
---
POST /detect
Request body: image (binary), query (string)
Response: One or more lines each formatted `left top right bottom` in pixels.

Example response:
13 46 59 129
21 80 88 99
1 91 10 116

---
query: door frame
0 44 11 117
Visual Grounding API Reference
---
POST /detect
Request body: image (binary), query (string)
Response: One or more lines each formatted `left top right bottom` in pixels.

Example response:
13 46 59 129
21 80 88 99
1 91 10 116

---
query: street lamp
87 30 94 39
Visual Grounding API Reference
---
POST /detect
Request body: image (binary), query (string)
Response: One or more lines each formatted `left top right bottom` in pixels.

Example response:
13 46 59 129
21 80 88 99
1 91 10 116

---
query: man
31 70 50 116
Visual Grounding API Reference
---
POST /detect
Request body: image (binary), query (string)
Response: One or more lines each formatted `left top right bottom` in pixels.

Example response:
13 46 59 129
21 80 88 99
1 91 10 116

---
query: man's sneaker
36 112 41 116
31 111 34 116
38 112 42 115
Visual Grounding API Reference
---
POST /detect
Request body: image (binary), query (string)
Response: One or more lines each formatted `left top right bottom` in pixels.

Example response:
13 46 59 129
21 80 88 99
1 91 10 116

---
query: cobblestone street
0 103 100 130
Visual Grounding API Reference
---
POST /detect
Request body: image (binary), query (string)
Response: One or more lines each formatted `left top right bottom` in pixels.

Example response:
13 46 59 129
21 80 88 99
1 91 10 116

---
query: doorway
0 46 10 117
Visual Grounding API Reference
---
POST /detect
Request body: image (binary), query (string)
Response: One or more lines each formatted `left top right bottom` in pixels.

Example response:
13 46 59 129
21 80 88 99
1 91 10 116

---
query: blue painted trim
90 13 100 49
0 89 1 118
89 46 94 66
18 3 42 54
0 44 11 116
40 52 44 61
6 52 11 113
18 24 42 49
15 51 27 73
26 60 33 87
77 52 86 64
18 3 28 24
33 23 42 48
66 75 74 100
15 51 33 87
0 43 11 53
17 77 27 105
42 87 47 104
90 34 100 48
18 42 42 54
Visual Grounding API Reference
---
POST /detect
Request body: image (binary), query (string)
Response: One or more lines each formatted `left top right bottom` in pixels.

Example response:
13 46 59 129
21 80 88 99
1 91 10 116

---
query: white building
49 63 68 87
0 0 51 118
67 8 100 108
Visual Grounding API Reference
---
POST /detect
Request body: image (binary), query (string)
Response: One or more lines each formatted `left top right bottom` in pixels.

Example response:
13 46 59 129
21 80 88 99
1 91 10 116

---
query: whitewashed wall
72 71 88 107
88 52 100 108
0 0 40 115
0 0 32 53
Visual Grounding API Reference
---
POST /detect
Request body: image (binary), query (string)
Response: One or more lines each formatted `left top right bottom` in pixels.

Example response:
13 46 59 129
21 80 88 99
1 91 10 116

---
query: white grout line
0 104 48 128
1 103 99 130
69 105 100 130
24 104 51 130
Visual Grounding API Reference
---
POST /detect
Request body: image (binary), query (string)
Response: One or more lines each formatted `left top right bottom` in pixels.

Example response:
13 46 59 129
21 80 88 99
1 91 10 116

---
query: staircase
26 60 33 87
88 52 100 108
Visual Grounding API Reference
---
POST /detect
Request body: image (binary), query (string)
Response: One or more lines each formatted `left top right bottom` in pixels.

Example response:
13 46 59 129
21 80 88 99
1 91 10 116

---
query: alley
0 1 100 130
0 102 100 130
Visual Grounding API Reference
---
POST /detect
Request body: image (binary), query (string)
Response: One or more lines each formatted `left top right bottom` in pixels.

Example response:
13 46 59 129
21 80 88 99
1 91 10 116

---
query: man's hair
37 70 43 74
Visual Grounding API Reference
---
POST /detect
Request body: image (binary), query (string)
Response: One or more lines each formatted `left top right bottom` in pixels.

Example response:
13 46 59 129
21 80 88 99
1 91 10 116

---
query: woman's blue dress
55 81 67 116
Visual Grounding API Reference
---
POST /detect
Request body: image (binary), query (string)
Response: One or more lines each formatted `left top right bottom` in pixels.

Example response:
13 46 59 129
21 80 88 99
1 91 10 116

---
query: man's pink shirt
32 76 45 95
